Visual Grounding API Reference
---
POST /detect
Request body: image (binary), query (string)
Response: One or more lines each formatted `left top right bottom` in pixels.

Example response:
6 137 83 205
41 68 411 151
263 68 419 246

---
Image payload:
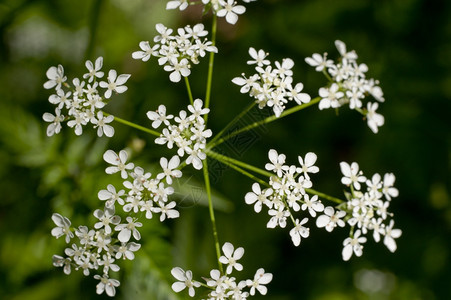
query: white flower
43 109 64 136
83 56 104 83
247 47 270 66
217 0 246 25
147 104 174 128
245 183 273 213
290 218 310 246
305 53 334 72
335 40 358 60
115 216 142 243
103 149 134 179
318 83 343 110
166 0 189 10
98 184 125 207
382 173 399 200
301 194 324 217
99 69 130 99
340 161 366 190
246 268 273 296
164 58 191 82
267 206 290 228
91 111 115 137
156 201 180 222
93 207 120 234
265 149 288 177
383 220 402 252
157 156 182 184
188 98 210 121
287 82 311 105
171 267 200 297
52 255 72 275
132 41 159 61
51 213 74 243
366 102 384 133
44 64 66 90
114 241 141 260
219 242 244 274
342 229 367 261
94 274 120 297
316 206 346 232
297 152 319 180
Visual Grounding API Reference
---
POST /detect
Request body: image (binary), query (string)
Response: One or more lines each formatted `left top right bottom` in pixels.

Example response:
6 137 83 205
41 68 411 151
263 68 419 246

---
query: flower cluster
132 23 217 82
245 149 323 246
166 0 253 25
333 161 402 261
233 47 311 117
171 242 273 299
51 149 182 297
148 99 212 170
43 57 130 137
305 40 385 133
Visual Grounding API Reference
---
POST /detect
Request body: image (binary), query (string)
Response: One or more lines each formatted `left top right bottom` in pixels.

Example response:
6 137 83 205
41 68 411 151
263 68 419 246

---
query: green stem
204 15 217 124
185 77 194 105
202 159 223 274
208 97 321 149
103 112 161 137
208 101 256 146
84 0 104 61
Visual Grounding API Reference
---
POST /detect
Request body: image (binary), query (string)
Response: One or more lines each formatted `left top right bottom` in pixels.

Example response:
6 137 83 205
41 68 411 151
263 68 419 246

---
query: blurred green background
1 0 450 299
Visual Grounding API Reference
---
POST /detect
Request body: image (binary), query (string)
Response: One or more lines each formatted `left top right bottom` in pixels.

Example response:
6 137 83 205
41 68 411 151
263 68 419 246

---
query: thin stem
208 101 256 146
84 0 104 61
103 112 161 137
185 77 194 106
209 97 321 149
204 15 217 124
206 149 344 204
202 159 223 274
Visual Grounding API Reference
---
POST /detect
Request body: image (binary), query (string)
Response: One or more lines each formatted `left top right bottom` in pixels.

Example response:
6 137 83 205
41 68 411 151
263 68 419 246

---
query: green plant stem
204 15 217 124
202 159 223 274
185 77 194 105
208 97 321 149
103 112 161 137
208 101 256 146
206 149 344 204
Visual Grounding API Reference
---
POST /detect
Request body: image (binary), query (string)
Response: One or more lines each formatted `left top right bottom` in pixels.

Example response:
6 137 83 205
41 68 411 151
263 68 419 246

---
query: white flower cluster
233 47 311 117
245 149 323 246
43 57 130 137
148 99 212 170
166 0 252 25
332 161 402 261
51 149 182 297
171 242 273 299
132 23 217 82
305 40 385 133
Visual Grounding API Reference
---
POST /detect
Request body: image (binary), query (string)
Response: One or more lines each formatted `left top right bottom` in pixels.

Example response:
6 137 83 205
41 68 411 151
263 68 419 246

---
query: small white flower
290 218 310 246
44 64 66 90
188 98 210 121
305 53 334 72
115 216 142 243
246 268 273 296
43 109 64 136
335 40 358 60
164 58 191 82
366 102 384 133
83 56 104 83
114 241 141 260
99 69 130 99
94 274 120 297
267 206 290 228
156 201 180 222
98 184 125 207
171 267 201 297
147 104 174 128
166 0 189 10
301 194 324 217
51 213 74 243
297 152 319 180
340 161 366 190
219 242 244 274
93 207 120 234
103 149 135 179
217 0 246 25
245 183 273 213
342 229 367 261
265 149 288 177
316 206 346 232
318 83 343 110
382 173 399 200
132 41 159 61
383 220 402 252
91 111 115 137
247 47 270 66
157 156 182 184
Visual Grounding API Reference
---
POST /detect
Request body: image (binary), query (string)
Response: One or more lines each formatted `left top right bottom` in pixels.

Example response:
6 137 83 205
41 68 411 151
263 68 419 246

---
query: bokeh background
1 0 450 299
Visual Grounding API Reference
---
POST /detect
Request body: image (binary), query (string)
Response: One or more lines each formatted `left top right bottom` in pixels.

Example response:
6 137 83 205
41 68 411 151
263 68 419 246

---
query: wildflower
171 267 200 297
342 229 367 261
83 56 104 83
366 102 384 133
246 268 273 296
217 0 246 25
289 218 310 246
44 64 66 90
219 242 244 274
340 161 366 190
383 220 402 252
94 274 120 297
51 213 74 243
316 206 346 232
99 69 130 99
103 149 135 179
